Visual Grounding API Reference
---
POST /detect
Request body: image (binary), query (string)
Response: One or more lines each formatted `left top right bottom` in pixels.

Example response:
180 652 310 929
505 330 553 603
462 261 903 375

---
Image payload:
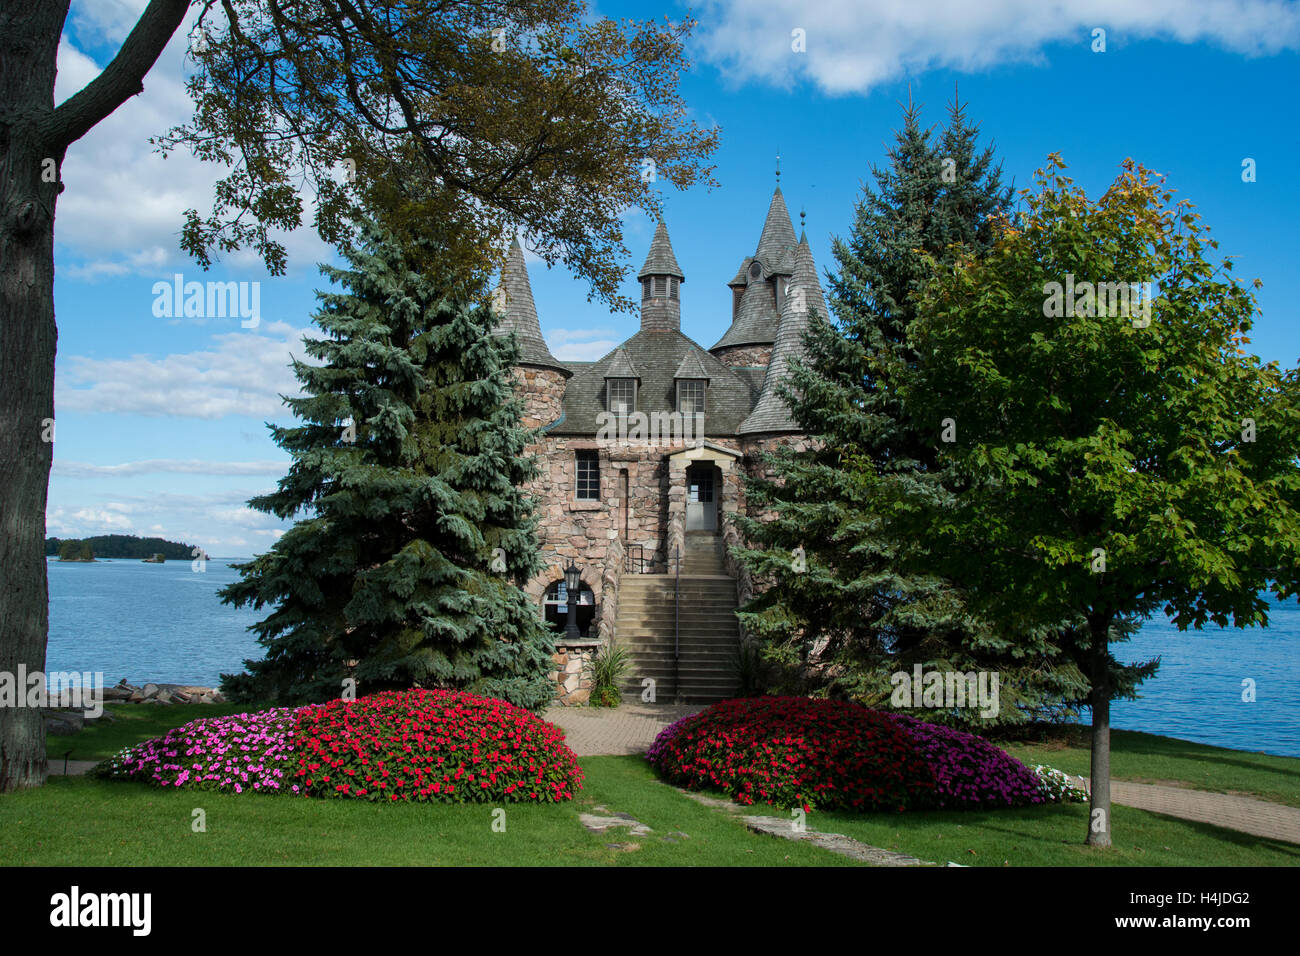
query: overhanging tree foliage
892 155 1300 845
166 0 718 309
0 0 716 790
732 97 1086 728
220 220 555 708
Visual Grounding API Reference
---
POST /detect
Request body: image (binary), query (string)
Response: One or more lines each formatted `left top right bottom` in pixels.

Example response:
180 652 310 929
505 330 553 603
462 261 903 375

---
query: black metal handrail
673 544 681 704
624 544 646 575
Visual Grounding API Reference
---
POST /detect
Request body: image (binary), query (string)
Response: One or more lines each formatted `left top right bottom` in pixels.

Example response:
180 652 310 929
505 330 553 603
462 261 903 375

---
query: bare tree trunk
0 0 188 792
1086 617 1113 847
0 0 68 793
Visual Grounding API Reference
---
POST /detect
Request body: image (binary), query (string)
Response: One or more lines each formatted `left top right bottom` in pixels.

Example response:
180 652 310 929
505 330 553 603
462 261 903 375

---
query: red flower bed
291 688 583 803
647 697 1045 812
646 697 937 811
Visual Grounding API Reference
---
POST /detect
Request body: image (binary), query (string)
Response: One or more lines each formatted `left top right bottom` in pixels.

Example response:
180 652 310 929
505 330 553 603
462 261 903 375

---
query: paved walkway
1110 780 1300 845
541 702 703 756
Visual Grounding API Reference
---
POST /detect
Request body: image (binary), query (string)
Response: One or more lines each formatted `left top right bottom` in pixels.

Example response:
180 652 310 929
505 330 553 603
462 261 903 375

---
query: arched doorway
685 462 718 532
542 578 596 637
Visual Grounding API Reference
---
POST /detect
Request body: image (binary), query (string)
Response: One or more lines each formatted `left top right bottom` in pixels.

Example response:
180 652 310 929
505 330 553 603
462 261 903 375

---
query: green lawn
809 801 1300 867
1002 726 1300 809
0 758 848 867
7 705 1295 867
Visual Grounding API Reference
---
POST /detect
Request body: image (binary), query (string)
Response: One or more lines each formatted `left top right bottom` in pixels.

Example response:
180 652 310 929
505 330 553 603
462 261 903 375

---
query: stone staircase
615 533 741 704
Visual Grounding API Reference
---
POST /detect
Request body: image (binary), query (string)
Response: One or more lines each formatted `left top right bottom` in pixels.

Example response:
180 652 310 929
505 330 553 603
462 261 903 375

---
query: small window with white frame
677 379 706 415
607 378 636 415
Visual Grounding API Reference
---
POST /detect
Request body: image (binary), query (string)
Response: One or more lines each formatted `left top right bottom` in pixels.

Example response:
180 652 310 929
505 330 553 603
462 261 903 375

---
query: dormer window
677 379 706 415
607 378 636 415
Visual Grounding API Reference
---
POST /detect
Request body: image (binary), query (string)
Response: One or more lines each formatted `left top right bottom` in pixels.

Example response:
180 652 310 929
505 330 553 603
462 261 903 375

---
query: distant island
45 534 197 561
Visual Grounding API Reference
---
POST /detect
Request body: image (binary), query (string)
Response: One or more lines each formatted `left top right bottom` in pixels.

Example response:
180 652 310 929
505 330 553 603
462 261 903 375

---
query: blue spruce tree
220 221 554 708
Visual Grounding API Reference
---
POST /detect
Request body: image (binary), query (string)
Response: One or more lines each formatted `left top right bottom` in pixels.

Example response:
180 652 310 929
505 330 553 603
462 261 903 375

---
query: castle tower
637 220 685 332
710 187 799 369
491 237 571 429
738 231 825 437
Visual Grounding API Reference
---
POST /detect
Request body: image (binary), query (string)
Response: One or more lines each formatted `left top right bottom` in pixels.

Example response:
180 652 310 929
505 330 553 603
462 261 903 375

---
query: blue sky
48 0 1300 557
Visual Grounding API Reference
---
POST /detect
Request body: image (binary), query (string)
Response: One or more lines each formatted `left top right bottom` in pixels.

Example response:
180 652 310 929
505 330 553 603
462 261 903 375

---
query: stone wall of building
711 344 773 369
513 366 567 431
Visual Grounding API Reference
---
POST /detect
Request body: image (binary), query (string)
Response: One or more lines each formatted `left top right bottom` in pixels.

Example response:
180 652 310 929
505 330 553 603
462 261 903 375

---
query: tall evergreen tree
733 95 1087 727
219 221 555 709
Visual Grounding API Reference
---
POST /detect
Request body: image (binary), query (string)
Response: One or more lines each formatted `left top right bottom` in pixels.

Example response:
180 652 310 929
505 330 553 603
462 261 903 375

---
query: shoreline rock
44 679 227 735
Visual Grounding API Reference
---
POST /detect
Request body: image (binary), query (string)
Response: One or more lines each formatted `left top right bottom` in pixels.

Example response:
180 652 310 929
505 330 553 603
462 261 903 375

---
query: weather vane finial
776 150 781 183
800 207 806 230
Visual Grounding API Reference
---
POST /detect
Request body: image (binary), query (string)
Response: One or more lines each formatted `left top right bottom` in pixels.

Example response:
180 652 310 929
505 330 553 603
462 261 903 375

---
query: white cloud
694 0 1300 94
54 5 333 279
548 327 620 361
54 459 289 478
56 320 312 418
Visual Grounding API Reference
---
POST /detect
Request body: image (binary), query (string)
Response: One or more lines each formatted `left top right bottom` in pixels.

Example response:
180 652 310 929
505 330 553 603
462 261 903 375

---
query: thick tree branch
47 0 191 150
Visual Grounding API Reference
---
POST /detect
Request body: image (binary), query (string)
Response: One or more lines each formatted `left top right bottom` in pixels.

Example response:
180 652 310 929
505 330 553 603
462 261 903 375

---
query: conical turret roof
754 187 798 265
491 237 570 376
637 220 685 280
739 236 826 434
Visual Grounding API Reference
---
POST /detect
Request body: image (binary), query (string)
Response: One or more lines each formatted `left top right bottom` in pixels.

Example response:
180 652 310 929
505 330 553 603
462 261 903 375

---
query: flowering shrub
889 714 1044 808
646 696 1047 812
93 689 583 803
91 708 299 794
292 689 582 802
1031 764 1089 803
646 696 938 811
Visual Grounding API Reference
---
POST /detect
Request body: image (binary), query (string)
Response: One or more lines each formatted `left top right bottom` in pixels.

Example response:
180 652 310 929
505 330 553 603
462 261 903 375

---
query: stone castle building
491 186 825 704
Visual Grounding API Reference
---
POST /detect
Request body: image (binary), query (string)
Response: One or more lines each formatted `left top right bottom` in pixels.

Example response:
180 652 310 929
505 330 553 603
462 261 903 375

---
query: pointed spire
740 236 826 434
637 220 684 280
491 237 570 376
755 187 798 264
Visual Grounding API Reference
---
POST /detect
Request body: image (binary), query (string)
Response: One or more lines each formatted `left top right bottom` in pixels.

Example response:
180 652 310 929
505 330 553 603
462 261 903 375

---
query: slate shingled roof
711 187 799 352
604 347 639 380
637 220 685 280
491 237 571 376
754 187 799 265
550 329 758 436
739 235 825 435
713 275 781 350
672 350 711 380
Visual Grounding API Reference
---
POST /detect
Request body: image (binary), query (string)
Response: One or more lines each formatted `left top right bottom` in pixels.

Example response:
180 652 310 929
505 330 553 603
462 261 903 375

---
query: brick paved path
1110 780 1300 845
542 702 703 756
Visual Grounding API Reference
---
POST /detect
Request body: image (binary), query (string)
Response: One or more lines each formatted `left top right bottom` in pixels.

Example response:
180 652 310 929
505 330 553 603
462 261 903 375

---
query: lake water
45 558 1300 757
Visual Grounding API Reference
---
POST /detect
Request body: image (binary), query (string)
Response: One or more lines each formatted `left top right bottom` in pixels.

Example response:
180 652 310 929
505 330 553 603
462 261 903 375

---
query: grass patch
46 702 254 763
807 801 1300 867
1001 726 1300 809
0 757 850 867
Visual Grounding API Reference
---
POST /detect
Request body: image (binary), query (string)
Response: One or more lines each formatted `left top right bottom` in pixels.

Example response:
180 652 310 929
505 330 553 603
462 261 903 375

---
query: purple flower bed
889 713 1045 808
92 708 306 795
